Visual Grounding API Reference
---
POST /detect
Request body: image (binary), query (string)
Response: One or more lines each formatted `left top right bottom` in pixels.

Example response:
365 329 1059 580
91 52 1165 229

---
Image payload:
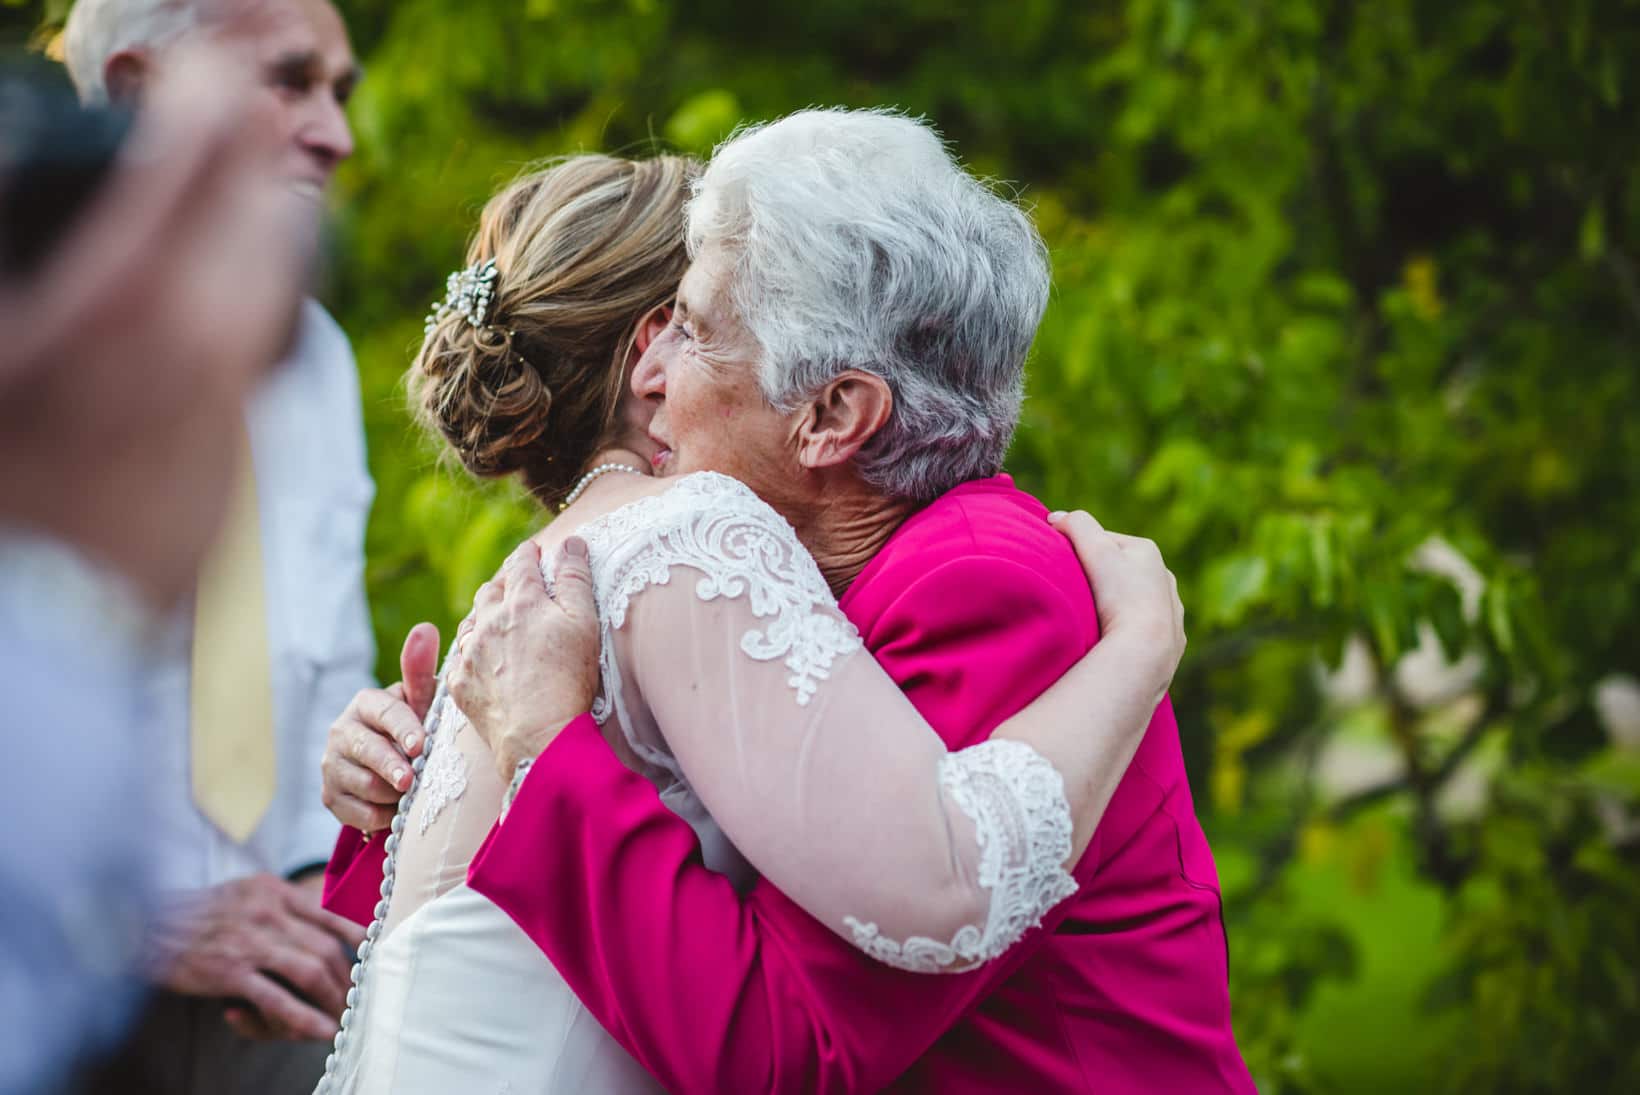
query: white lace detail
573 472 862 780
843 739 1079 973
416 697 469 836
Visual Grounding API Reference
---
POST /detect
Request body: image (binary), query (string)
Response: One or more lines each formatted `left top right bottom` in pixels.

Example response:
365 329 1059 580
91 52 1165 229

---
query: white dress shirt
0 531 158 1094
146 300 377 893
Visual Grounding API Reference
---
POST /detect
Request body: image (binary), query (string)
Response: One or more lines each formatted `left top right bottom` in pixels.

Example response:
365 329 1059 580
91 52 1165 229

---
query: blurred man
59 0 375 1090
0 45 312 1094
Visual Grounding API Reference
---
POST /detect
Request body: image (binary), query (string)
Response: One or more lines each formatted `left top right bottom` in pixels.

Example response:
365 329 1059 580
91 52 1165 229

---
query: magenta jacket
325 474 1253 1093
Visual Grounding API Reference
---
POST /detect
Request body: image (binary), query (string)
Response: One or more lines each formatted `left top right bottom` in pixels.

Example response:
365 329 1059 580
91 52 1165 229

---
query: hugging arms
319 478 1186 1090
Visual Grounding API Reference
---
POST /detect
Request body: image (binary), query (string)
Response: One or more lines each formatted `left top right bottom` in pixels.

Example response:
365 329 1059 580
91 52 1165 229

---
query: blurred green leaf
664 89 743 154
1202 553 1269 626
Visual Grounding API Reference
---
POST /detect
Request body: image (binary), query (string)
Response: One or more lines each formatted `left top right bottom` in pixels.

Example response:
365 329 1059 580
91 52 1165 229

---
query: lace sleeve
580 473 1077 973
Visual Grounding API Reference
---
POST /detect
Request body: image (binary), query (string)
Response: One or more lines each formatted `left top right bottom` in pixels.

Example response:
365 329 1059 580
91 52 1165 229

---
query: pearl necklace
560 461 645 511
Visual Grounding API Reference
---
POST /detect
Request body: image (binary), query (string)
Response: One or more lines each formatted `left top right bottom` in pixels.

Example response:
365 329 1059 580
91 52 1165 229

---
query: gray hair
63 0 215 104
688 107 1051 503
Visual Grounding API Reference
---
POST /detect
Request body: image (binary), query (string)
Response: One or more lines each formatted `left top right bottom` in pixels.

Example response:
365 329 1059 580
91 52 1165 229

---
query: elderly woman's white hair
63 0 220 104
688 107 1051 503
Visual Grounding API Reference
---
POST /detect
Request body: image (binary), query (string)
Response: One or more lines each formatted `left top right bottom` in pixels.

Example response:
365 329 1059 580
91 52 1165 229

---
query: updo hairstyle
411 154 698 508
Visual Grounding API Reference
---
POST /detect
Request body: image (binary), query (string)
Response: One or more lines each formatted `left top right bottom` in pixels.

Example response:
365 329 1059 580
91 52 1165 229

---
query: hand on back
1049 510 1186 707
318 529 604 827
447 537 602 783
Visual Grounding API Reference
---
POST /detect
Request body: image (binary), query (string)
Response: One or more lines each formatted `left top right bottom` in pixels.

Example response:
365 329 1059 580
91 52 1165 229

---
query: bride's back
377 694 505 936
381 472 674 937
327 475 747 1095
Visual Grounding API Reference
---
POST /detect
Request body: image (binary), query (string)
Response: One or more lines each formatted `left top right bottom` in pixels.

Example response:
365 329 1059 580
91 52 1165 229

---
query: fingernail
1049 510 1067 522
564 536 588 560
406 732 421 752
394 767 409 788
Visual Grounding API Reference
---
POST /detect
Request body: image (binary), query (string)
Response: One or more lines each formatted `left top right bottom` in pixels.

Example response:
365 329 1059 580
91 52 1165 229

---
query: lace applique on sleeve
582 472 860 703
576 472 863 782
843 739 1078 972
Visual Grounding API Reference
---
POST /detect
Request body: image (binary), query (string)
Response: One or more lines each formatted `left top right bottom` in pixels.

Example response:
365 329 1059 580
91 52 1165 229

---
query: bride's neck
541 446 655 527
582 446 652 477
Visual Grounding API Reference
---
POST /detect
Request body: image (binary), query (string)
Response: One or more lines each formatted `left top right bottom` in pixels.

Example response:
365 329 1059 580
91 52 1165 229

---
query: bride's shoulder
592 471 779 533
657 470 767 509
582 471 835 640
577 471 801 571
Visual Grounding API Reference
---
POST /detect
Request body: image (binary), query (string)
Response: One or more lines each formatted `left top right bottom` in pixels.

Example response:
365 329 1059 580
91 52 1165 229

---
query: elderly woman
449 110 1255 1093
315 141 1198 1094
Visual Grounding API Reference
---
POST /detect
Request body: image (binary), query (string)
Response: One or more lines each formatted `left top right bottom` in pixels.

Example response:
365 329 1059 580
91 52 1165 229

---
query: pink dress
447 474 1254 1093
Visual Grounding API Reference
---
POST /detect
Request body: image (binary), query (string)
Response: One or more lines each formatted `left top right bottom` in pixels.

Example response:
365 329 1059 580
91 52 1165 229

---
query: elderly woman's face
631 245 801 499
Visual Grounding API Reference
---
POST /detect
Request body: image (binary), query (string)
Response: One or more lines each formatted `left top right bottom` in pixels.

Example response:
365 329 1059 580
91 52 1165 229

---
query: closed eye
269 58 316 96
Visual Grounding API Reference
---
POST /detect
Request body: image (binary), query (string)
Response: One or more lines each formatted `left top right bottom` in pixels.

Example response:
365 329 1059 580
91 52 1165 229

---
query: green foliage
27 0 1640 1088
1430 759 1640 1092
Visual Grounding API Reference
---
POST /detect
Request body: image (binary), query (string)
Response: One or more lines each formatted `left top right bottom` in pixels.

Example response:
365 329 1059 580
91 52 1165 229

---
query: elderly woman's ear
795 370 894 470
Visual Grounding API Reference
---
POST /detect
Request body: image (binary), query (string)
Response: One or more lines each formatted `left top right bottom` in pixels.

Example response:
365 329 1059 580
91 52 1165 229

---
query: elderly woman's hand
447 537 603 784
1049 511 1186 712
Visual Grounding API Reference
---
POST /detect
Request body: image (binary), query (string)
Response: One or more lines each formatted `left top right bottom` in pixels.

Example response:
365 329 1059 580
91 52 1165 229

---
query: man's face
212 0 359 199
630 244 803 504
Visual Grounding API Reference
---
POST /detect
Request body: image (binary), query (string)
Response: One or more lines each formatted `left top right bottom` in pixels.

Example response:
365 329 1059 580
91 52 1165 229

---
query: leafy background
15 0 1640 1090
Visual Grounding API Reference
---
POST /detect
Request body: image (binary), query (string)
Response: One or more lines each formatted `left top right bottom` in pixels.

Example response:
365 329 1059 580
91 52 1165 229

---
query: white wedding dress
319 472 1082 1094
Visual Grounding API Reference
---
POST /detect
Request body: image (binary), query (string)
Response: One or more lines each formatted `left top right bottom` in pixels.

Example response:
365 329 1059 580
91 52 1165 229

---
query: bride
317 153 1185 1093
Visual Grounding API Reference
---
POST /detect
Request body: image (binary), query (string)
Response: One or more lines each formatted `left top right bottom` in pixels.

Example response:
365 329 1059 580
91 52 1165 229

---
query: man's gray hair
688 107 1051 503
63 0 212 104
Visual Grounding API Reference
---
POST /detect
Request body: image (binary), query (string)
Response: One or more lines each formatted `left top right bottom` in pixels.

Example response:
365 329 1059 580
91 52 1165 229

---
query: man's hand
1049 510 1186 709
448 537 602 783
318 623 440 832
150 874 366 1041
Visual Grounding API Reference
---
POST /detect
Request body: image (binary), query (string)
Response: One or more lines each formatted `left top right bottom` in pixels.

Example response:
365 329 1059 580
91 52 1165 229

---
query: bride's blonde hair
411 154 698 508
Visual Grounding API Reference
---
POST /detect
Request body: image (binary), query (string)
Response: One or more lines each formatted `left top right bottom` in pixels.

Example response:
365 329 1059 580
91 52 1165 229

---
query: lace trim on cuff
843 739 1078 973
500 757 534 822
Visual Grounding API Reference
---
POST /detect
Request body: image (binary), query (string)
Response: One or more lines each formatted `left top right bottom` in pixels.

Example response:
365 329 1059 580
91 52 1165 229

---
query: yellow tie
190 426 276 843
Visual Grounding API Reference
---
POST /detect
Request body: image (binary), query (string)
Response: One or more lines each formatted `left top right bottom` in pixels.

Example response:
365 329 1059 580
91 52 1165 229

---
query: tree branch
1251 678 1512 893
1324 699 1499 822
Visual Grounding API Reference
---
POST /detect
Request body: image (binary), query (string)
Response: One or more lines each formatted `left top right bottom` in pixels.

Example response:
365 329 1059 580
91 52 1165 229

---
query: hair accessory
425 258 500 334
